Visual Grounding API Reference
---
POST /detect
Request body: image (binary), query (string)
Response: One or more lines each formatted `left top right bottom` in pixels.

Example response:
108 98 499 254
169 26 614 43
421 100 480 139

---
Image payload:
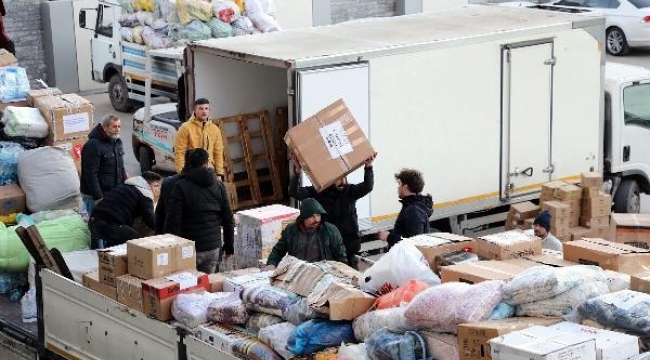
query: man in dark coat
289 153 377 268
155 149 194 234
80 114 126 216
166 148 235 274
265 198 348 268
89 171 162 249
378 168 433 247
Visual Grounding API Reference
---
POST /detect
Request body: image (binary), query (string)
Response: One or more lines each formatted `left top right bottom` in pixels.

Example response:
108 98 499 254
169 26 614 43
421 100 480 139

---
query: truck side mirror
79 10 87 29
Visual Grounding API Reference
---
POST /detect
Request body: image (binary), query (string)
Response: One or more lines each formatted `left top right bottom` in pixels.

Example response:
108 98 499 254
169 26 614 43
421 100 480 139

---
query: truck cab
79 0 181 112
604 62 650 213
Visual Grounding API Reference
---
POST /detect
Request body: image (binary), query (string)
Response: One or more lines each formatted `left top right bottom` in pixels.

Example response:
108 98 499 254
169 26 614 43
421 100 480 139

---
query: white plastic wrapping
352 307 414 342
172 291 230 328
338 343 370 360
1 106 49 138
516 280 611 317
258 322 296 360
421 331 459 360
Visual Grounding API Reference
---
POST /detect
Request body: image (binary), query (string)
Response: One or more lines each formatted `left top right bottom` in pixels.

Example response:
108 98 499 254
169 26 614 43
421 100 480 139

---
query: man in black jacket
289 152 377 268
89 171 162 249
166 149 235 274
80 114 126 216
155 149 194 234
378 168 433 248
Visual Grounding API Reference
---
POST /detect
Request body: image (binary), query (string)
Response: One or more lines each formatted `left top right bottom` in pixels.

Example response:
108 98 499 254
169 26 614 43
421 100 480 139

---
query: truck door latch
508 167 533 177
542 164 555 174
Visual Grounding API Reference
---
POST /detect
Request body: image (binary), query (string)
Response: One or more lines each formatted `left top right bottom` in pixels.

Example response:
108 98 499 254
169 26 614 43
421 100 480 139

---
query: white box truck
178 5 606 236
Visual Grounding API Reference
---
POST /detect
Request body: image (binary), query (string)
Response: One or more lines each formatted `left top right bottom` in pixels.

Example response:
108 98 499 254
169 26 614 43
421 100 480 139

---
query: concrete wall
4 0 47 84
331 0 397 24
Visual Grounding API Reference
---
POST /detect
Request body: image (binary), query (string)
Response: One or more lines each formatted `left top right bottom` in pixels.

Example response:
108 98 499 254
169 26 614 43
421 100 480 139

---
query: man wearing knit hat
533 210 563 252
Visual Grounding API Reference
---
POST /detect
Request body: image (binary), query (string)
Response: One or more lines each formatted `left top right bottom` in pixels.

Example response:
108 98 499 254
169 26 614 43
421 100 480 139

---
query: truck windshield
97 5 114 38
623 83 650 128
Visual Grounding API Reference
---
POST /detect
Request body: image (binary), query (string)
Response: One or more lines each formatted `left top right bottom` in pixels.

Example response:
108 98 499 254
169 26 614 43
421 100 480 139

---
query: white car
549 0 650 55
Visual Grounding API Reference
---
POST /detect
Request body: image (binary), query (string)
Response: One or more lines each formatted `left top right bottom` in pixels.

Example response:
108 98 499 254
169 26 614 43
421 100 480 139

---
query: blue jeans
81 193 96 217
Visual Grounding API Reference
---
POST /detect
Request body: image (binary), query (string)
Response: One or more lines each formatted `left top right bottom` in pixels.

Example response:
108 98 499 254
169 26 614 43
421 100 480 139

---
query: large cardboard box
523 254 578 267
489 326 596 360
0 184 25 215
611 213 650 250
440 261 530 284
476 231 542 260
508 202 540 222
554 184 582 201
570 226 590 241
631 273 650 294
540 201 570 220
548 322 639 360
0 100 29 111
127 235 196 280
235 205 300 268
284 99 375 192
209 268 261 292
563 238 650 274
27 87 62 106
51 136 87 173
457 318 563 360
560 199 581 228
82 271 117 300
116 274 144 312
404 233 476 273
580 216 610 229
97 244 128 287
223 270 273 292
581 195 612 218
272 259 361 297
0 49 17 67
141 270 210 321
308 282 376 320
540 182 567 202
34 93 94 143
581 172 603 189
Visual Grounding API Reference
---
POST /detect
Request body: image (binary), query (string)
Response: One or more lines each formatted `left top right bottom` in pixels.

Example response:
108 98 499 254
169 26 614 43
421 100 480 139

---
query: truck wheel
109 74 134 112
606 27 629 56
139 146 153 173
614 179 641 214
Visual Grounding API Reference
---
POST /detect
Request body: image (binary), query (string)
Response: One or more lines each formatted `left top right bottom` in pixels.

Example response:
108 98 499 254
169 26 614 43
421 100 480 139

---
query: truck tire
614 179 641 214
139 146 153 173
109 74 134 112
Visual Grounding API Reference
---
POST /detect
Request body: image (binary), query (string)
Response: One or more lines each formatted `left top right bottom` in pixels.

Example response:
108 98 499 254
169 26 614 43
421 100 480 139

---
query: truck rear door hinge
544 57 556 66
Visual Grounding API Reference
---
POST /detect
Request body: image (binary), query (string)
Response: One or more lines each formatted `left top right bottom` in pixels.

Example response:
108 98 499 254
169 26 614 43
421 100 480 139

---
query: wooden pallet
217 110 283 210
275 107 290 196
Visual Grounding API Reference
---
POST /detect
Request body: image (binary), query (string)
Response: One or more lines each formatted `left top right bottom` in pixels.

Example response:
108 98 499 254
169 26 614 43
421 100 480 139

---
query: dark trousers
344 237 361 269
89 217 141 249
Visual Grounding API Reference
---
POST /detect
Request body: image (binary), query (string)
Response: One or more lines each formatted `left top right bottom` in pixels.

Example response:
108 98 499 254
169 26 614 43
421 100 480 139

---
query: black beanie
534 210 552 232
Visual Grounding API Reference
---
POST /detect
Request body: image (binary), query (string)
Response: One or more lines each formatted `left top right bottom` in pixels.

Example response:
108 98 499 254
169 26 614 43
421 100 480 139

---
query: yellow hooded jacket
174 115 224 175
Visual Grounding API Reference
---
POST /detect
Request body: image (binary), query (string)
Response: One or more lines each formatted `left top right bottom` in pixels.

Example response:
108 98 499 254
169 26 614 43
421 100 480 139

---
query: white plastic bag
1 106 49 138
232 16 255 35
212 0 240 23
244 0 276 18
338 342 370 360
120 27 134 42
172 291 229 328
360 242 440 293
249 13 279 32
21 286 37 323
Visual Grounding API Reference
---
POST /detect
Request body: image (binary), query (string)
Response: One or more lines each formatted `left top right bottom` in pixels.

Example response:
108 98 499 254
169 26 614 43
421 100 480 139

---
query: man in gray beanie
533 210 563 252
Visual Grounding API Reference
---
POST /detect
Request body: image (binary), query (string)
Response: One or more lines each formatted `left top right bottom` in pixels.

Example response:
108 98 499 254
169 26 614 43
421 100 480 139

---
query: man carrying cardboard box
80 114 126 216
265 198 348 269
288 152 377 268
378 168 433 248
166 149 235 273
533 211 563 252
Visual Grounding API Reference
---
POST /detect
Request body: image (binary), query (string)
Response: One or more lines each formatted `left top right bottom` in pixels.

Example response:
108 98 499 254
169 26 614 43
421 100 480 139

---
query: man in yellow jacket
174 98 225 178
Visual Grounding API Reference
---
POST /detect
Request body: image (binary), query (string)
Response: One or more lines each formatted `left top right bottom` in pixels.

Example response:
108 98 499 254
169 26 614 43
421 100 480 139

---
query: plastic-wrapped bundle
1 107 49 138
231 338 283 360
577 290 650 350
206 291 249 325
0 271 27 294
405 280 505 332
136 11 155 26
365 329 428 360
132 26 145 44
605 269 630 292
212 0 240 23
281 297 324 326
488 302 515 320
120 27 134 42
142 27 172 49
516 281 611 318
246 313 284 335
0 141 24 186
177 0 213 25
241 285 299 317
352 307 414 342
1 214 90 272
244 0 276 18
338 343 370 360
119 13 140 27
249 13 279 33
207 18 234 38
133 0 154 12
172 291 230 328
286 319 355 356
504 265 606 305
258 322 297 359
168 20 212 41
0 67 30 102
373 279 429 310
232 16 255 36
421 331 459 360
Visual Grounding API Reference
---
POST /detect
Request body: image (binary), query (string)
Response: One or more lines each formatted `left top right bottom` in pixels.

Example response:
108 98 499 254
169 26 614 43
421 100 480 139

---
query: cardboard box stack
284 99 375 192
440 260 533 284
404 232 477 274
505 202 539 230
579 173 612 239
235 204 300 269
610 213 650 249
563 238 650 275
476 230 542 260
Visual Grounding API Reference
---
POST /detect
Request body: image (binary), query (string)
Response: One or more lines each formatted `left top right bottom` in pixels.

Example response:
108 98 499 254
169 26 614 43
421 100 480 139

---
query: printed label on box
157 253 169 266
182 245 194 259
63 112 90 134
166 272 198 290
318 120 353 159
